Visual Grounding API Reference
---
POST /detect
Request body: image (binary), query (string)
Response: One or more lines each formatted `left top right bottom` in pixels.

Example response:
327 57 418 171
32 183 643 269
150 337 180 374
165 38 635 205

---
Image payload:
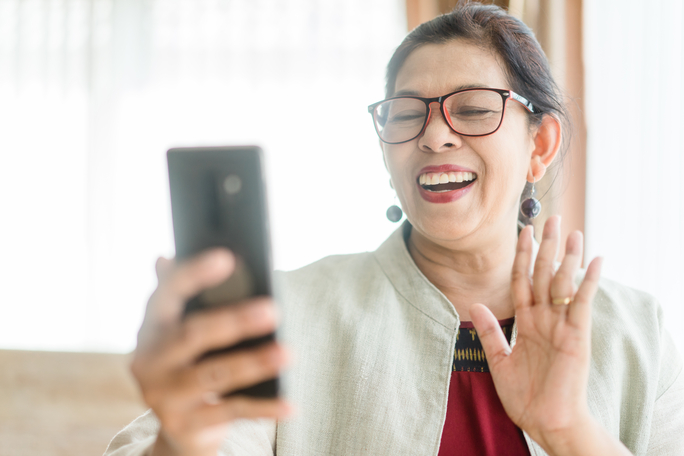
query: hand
470 216 602 451
131 249 292 456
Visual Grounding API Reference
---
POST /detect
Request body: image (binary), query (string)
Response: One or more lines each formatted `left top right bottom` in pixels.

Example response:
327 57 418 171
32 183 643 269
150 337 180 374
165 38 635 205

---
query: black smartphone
167 145 278 399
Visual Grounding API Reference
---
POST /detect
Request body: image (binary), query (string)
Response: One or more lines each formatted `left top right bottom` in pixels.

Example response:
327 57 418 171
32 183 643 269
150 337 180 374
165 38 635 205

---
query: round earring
520 176 542 219
387 179 403 223
386 201 403 222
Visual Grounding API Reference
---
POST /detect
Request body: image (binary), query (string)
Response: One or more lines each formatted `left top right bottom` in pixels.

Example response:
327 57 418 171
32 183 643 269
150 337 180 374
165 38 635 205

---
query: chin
408 210 480 243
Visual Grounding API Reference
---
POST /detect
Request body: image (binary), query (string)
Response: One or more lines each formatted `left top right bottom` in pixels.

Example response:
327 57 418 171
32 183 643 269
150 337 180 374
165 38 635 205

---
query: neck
407 221 518 321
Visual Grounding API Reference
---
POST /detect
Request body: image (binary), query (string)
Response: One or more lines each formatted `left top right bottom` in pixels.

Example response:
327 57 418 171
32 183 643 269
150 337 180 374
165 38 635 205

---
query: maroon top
438 318 531 456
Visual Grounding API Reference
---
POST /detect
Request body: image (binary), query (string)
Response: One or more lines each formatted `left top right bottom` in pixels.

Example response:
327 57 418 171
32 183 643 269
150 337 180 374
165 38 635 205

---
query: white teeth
419 171 476 186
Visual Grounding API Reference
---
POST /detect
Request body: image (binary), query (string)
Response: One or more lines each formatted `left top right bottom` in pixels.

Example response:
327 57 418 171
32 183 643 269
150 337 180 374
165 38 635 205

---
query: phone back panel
167 146 277 398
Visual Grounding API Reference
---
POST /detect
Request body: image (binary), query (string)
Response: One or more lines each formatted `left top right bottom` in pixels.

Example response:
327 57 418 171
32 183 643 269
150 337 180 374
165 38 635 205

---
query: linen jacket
106 224 684 456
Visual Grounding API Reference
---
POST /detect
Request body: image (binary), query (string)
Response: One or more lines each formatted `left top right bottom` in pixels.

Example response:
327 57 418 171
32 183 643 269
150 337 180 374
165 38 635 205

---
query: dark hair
385 1 569 146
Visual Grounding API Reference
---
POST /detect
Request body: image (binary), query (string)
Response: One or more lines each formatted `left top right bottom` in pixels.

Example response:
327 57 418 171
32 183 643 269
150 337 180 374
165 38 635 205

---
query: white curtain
584 1 684 352
0 0 405 352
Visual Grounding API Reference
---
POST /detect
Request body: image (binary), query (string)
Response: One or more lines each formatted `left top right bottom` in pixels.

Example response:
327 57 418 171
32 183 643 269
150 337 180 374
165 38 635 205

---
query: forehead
394 40 509 97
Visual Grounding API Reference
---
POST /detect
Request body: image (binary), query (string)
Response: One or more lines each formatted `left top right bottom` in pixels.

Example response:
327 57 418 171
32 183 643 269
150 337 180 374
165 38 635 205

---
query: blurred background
0 0 682 453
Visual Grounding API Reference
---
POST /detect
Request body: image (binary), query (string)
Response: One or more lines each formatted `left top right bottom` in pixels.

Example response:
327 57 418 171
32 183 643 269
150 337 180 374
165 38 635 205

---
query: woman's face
382 39 538 247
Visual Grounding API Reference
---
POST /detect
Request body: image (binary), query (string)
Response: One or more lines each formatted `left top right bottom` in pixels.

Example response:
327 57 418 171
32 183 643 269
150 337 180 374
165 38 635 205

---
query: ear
527 114 562 183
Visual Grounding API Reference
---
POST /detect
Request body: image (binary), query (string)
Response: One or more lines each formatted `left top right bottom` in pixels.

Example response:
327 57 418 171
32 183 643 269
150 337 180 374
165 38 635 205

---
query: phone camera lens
223 175 242 195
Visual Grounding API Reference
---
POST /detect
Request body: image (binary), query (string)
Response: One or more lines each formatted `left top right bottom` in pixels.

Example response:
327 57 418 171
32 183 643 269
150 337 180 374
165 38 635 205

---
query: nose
417 101 463 153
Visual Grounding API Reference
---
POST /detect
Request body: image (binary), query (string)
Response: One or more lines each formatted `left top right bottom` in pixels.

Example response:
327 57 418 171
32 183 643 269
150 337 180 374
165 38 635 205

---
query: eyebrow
393 83 490 97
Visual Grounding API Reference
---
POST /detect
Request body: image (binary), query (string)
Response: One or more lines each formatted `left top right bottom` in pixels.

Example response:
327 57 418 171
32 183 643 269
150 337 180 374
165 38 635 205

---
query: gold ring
551 297 573 305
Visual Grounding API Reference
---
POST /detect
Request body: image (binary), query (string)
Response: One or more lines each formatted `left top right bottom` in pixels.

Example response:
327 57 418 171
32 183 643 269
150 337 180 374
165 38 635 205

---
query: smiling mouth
418 171 477 193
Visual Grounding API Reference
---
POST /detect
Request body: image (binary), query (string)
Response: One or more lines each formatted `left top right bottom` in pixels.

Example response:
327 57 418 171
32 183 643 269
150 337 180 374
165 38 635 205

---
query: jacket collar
373 221 460 330
372 220 539 342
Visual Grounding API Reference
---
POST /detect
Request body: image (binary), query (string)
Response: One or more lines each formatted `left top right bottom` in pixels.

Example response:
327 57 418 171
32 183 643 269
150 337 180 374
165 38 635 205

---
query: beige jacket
105 224 684 456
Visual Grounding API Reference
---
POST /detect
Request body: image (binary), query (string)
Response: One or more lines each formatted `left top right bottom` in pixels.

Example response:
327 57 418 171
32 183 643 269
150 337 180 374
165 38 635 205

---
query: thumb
470 303 511 370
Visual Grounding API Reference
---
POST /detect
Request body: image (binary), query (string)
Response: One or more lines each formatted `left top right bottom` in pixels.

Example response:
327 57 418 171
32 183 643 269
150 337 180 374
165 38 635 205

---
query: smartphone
167 145 278 398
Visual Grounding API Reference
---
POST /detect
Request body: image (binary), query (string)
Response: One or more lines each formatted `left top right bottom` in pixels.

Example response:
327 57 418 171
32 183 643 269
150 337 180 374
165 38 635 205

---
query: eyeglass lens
373 89 505 143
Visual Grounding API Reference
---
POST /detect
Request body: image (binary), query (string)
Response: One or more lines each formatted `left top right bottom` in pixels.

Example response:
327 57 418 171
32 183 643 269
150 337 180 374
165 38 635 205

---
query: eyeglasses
368 88 535 144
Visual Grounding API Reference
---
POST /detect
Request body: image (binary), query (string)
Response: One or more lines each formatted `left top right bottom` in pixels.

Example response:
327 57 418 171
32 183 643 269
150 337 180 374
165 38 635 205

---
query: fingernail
280 401 296 417
278 346 293 366
270 345 287 365
204 248 233 268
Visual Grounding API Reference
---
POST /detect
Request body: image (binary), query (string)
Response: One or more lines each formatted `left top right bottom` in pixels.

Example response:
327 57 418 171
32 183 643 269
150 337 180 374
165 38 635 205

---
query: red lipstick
416 165 477 204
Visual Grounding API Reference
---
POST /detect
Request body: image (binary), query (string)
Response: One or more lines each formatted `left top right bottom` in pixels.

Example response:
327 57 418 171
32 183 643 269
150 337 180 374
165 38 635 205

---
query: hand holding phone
128 146 290 456
131 251 290 456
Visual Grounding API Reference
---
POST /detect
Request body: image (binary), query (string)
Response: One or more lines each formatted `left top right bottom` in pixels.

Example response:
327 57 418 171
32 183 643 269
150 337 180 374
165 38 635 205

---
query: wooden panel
438 0 459 14
0 350 146 456
559 0 586 260
439 0 509 14
406 0 511 30
406 0 439 31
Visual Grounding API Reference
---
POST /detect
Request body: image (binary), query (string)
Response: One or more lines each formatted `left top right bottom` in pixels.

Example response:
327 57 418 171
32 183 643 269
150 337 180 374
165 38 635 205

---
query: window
0 0 405 352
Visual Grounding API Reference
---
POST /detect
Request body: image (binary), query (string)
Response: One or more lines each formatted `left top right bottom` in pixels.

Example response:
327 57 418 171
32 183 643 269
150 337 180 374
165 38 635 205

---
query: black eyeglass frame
367 88 536 145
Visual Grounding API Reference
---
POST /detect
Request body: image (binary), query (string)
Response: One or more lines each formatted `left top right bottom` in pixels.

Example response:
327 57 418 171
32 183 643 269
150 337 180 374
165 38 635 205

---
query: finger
511 225 534 312
137 256 179 334
187 397 293 432
566 256 603 329
549 231 583 307
532 215 561 306
150 249 236 322
165 248 236 302
189 343 288 398
470 303 511 370
155 257 175 282
160 298 278 368
134 305 282 411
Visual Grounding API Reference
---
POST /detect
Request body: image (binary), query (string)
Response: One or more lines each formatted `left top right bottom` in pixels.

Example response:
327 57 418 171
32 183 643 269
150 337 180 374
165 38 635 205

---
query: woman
106 3 684 456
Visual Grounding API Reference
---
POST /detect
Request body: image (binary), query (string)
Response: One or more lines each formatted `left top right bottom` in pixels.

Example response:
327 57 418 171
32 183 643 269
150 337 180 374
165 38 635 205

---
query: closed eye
389 112 424 123
453 108 494 116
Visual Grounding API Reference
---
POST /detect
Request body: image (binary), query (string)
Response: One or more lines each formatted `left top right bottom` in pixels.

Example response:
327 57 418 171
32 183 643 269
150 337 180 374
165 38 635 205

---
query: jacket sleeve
646 328 684 455
103 410 276 456
103 410 158 456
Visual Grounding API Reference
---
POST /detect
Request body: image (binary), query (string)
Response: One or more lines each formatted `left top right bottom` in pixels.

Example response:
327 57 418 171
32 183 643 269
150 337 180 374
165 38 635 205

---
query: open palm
471 216 603 445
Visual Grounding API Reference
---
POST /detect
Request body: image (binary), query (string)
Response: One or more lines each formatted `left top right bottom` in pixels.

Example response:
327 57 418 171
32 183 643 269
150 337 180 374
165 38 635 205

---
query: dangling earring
386 179 403 223
520 176 542 219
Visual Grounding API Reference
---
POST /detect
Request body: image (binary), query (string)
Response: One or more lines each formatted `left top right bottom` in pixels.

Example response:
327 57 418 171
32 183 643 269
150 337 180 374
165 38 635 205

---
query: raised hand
131 249 291 456
470 216 628 455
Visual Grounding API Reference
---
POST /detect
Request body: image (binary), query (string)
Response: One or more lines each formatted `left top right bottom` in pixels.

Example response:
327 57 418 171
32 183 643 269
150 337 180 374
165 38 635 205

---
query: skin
132 251 291 456
382 40 631 455
131 38 631 456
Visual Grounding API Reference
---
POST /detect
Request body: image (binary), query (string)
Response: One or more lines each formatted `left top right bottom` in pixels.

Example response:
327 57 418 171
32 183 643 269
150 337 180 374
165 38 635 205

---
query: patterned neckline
452 318 515 373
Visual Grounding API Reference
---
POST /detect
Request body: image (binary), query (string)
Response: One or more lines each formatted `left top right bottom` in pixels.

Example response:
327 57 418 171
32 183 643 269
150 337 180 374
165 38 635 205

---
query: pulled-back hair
386 2 569 140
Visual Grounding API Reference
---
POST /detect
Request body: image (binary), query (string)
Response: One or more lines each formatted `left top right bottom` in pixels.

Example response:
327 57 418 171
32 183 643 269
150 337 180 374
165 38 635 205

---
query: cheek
383 146 412 190
390 166 415 208
478 138 530 205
